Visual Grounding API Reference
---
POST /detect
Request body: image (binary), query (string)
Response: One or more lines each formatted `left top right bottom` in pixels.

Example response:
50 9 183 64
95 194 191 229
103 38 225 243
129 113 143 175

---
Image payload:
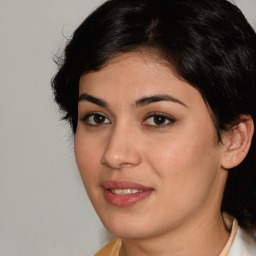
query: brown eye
153 116 166 125
82 113 111 126
93 114 106 124
143 114 176 127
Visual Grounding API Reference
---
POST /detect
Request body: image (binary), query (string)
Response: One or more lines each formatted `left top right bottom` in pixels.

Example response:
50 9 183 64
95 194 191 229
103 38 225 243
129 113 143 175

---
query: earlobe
221 115 254 169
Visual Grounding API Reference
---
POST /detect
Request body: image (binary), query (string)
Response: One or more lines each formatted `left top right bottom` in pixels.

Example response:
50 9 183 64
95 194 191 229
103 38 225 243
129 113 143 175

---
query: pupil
154 116 165 125
94 115 105 124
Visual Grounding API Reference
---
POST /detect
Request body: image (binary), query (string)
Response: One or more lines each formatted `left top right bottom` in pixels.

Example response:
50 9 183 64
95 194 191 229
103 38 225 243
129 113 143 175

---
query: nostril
100 127 142 169
101 147 141 169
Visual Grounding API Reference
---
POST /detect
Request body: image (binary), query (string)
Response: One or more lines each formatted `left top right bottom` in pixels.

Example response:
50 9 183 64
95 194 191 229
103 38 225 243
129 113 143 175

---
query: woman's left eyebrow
134 94 188 108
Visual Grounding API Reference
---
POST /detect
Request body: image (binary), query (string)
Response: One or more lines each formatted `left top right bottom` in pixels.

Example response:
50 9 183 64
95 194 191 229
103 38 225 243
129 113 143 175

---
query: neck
121 212 230 256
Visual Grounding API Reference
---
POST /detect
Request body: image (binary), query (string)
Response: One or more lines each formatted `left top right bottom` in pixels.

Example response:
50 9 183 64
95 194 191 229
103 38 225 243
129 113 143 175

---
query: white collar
228 225 256 256
220 213 256 256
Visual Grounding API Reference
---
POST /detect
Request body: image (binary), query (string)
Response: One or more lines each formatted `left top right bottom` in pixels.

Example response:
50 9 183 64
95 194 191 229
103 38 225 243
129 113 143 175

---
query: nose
101 124 142 169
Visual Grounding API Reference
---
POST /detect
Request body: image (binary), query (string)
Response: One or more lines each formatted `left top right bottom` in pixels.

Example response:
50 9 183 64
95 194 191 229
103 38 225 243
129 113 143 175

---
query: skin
75 52 232 256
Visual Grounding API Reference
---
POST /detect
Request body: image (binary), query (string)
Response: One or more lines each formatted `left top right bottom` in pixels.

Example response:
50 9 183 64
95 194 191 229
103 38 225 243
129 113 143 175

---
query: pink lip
102 180 154 207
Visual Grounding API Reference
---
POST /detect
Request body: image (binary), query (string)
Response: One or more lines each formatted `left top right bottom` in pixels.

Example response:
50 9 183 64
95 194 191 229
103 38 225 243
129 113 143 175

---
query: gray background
0 1 255 255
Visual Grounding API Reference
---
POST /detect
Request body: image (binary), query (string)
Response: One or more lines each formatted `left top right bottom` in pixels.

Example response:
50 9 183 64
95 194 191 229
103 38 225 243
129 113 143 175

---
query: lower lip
104 189 153 207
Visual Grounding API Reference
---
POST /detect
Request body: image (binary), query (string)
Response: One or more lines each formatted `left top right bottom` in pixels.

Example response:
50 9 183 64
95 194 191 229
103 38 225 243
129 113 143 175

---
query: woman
52 0 256 255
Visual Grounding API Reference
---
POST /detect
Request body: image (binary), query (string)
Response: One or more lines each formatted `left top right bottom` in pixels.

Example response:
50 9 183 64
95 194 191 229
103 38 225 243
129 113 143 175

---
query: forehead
79 52 202 106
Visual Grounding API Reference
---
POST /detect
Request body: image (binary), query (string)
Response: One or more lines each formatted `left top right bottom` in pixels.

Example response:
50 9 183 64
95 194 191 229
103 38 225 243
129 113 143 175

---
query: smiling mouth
110 189 144 195
102 180 154 207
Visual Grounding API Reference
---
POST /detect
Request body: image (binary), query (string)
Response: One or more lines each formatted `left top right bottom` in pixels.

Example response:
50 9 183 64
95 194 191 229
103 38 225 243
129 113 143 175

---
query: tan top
94 215 240 256
95 238 122 256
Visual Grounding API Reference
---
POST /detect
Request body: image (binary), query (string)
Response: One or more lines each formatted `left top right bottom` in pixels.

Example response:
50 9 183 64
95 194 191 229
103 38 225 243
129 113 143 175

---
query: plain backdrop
0 1 255 255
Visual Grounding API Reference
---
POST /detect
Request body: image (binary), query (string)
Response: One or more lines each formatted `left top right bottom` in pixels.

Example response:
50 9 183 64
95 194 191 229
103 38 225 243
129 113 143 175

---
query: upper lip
102 180 153 191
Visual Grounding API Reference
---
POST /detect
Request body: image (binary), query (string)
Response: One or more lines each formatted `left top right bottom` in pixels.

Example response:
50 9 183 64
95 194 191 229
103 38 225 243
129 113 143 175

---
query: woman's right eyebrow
78 93 108 108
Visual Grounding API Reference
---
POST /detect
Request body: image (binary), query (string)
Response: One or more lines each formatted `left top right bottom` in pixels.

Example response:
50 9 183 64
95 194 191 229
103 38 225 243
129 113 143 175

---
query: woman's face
75 53 228 239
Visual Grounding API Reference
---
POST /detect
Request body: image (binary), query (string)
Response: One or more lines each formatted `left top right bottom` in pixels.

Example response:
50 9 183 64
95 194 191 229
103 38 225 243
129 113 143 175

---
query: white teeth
111 189 143 195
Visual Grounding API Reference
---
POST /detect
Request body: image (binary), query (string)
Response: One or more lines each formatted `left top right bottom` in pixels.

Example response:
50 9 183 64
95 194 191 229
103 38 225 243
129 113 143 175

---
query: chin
109 225 168 241
99 214 158 239
108 227 150 240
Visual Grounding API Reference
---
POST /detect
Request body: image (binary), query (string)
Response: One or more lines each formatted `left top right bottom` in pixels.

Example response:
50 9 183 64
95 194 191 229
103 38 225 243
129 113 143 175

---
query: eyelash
142 112 176 128
80 112 176 128
80 112 111 126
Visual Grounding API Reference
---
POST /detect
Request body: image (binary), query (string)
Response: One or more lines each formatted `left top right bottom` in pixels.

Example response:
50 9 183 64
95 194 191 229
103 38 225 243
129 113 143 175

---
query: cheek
147 134 212 175
145 124 220 201
160 118 217 172
74 133 107 211
74 132 102 186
